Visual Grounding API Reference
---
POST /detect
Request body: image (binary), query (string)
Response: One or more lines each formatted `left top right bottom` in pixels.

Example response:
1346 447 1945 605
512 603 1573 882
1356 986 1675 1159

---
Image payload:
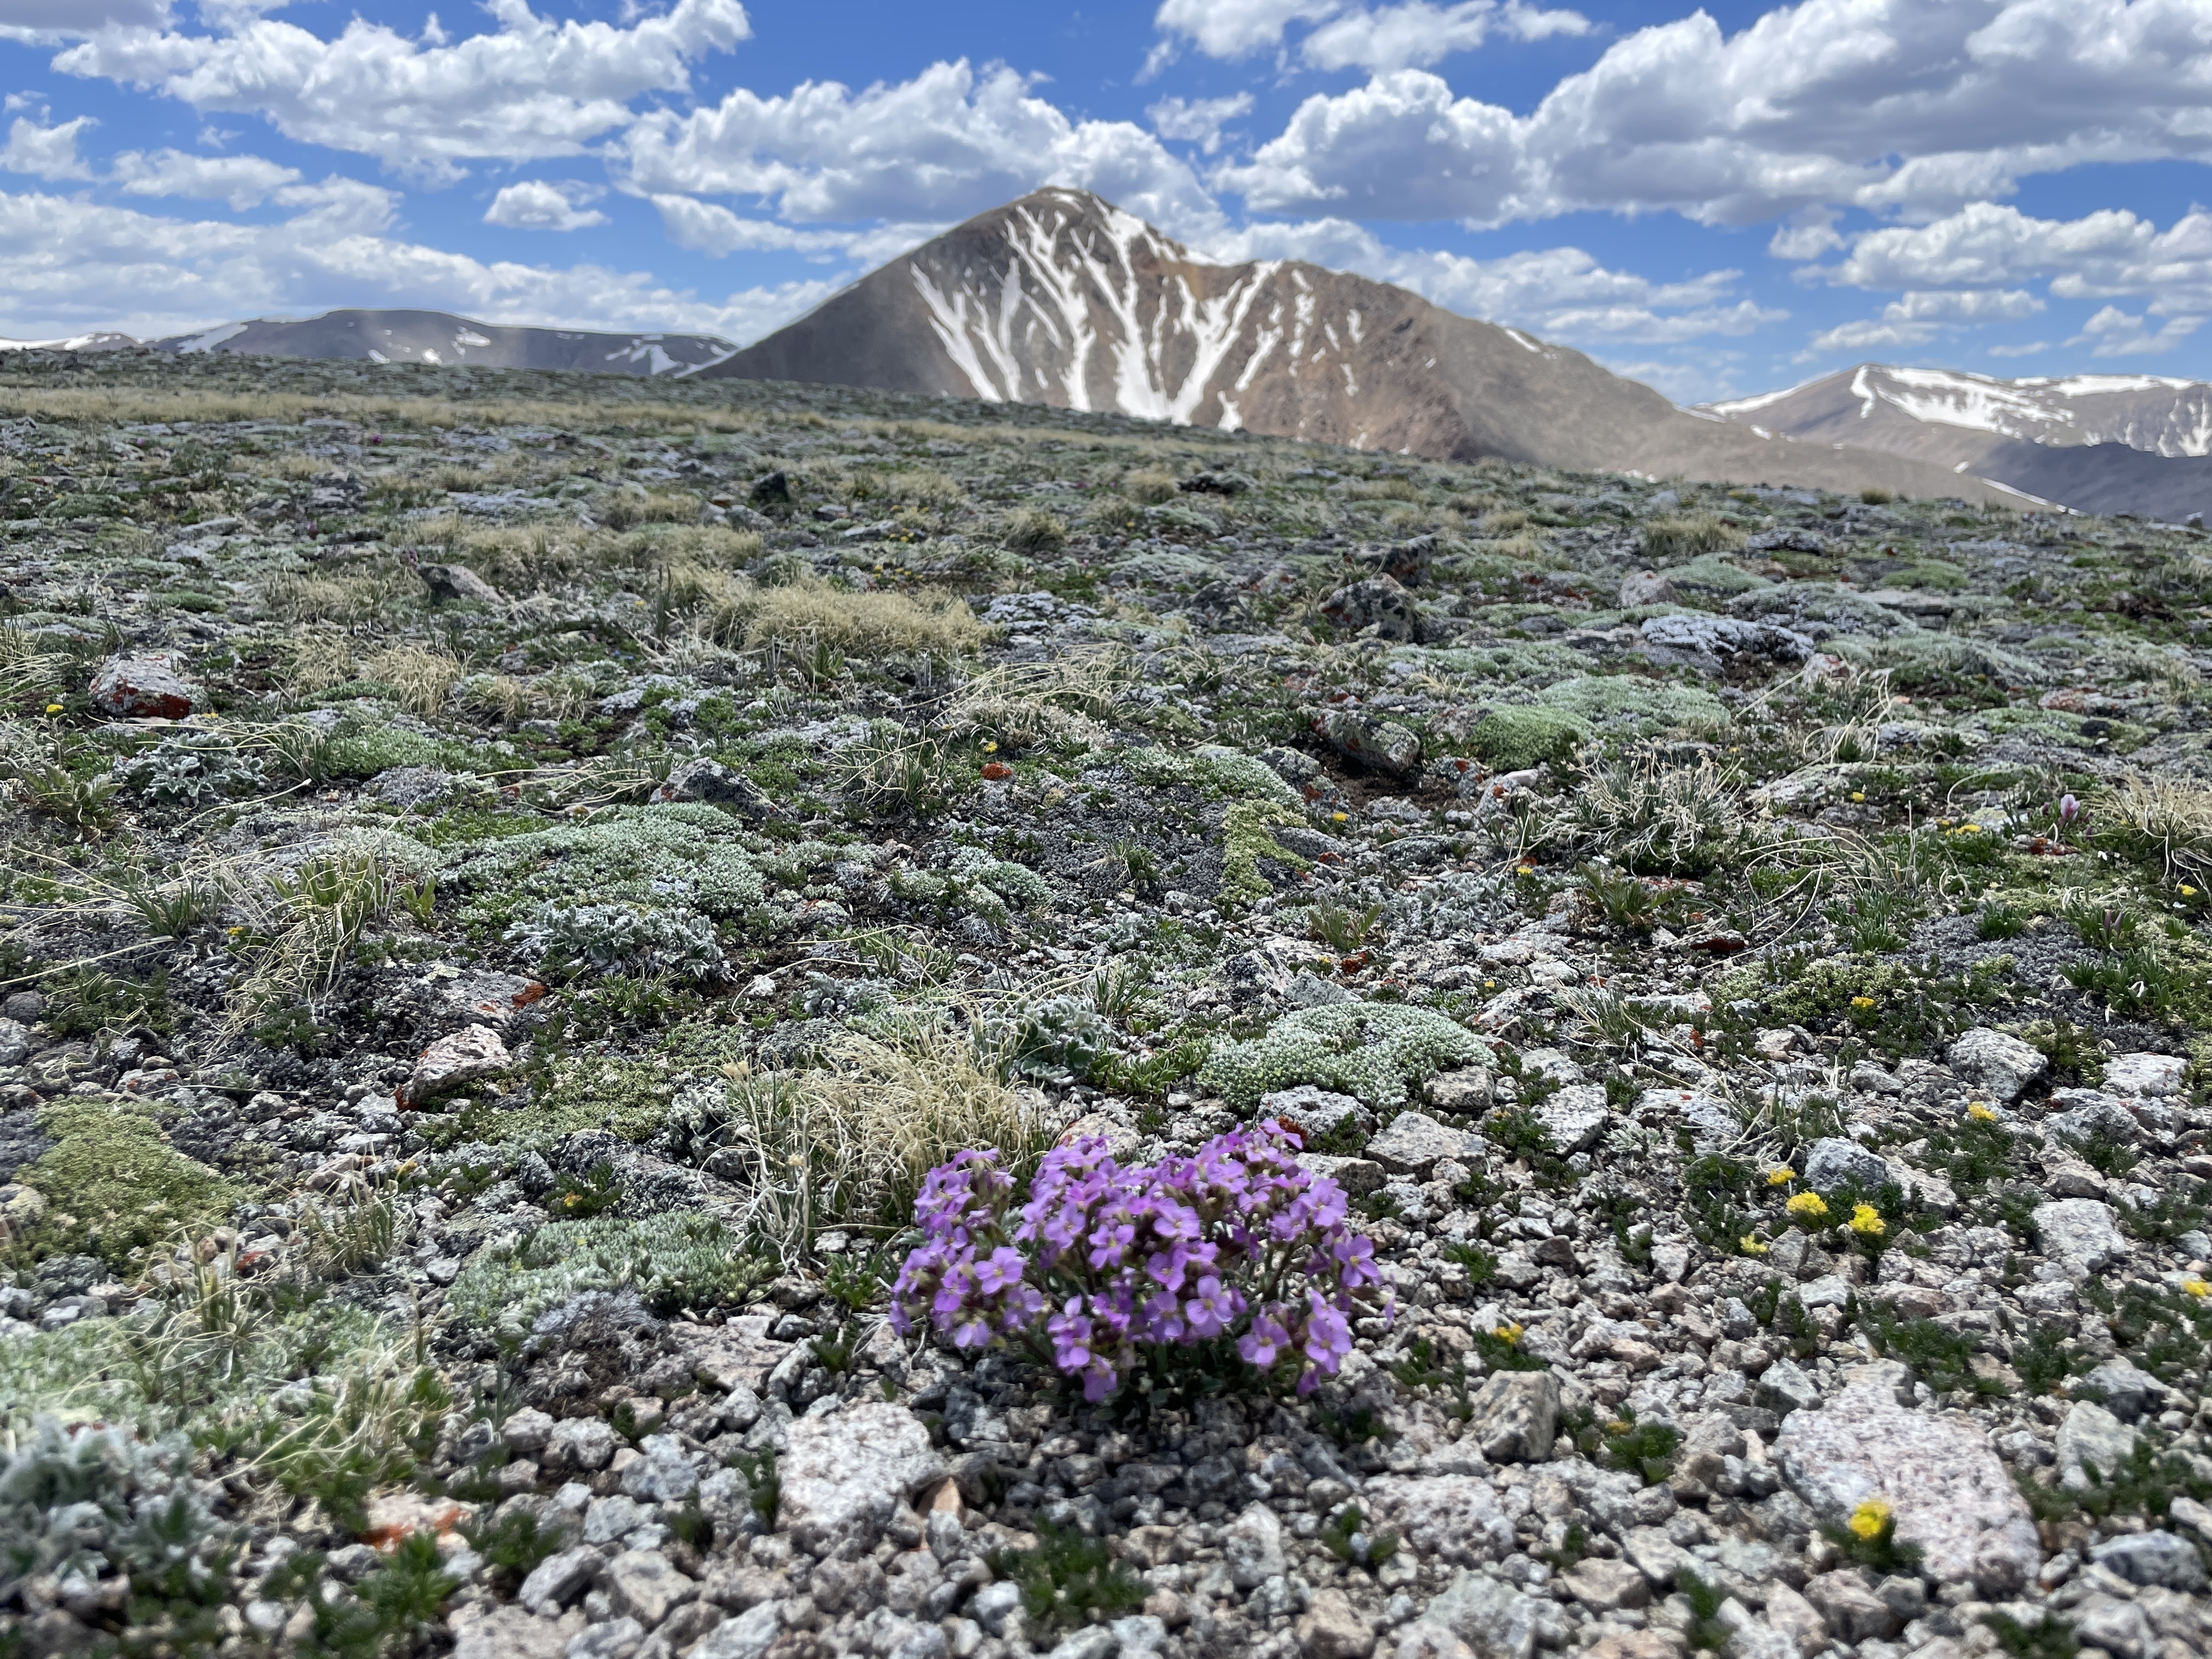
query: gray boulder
1803 1136 1889 1194
1260 1085 1373 1139
400 1023 511 1108
654 758 776 818
2090 1530 2207 1591
1362 1475 1514 1566
1419 1570 1550 1659
89 653 196 718
2103 1052 2187 1098
1224 1500 1287 1589
2083 1357 2169 1423
417 562 503 603
1316 708 1423 777
1463 1369 1560 1464
1533 1083 1608 1155
2056 1399 2136 1490
1773 1372 2039 1592
2034 1197 2128 1280
1367 1111 1477 1176
1321 573 1423 642
1944 1028 2047 1102
776 1401 944 1552
1639 614 1813 674
602 1549 696 1627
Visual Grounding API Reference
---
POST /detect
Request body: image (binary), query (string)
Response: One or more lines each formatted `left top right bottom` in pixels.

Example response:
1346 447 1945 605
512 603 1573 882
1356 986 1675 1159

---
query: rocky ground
1 347 2211 1659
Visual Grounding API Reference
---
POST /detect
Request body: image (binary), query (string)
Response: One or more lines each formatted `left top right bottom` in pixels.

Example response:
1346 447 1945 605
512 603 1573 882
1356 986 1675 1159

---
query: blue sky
3 0 2211 403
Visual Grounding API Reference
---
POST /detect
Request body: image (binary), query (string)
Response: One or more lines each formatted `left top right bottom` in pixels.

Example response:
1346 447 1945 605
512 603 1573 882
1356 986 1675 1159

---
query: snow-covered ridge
906 187 1386 431
1706 362 2212 458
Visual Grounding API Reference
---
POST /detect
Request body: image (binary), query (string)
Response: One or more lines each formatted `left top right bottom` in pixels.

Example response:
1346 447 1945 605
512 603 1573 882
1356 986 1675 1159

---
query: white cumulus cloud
1803 317 1938 354
485 179 607 232
0 0 170 43
1147 93 1253 155
1150 0 1585 72
50 0 749 182
620 58 1224 242
1299 2 1590 73
111 148 300 208
1216 0 2212 228
0 183 833 345
648 194 938 266
1801 287 2044 358
2070 304 2204 357
1816 202 2212 317
1883 288 2043 324
0 114 94 179
1148 0 1338 63
1211 216 1782 343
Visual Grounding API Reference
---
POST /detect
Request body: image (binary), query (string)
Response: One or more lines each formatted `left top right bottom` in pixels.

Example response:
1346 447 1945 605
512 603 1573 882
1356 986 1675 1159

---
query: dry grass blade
362 643 464 715
715 1020 1043 1254
258 572 402 627
221 851 399 1034
938 648 1127 752
284 631 356 697
687 569 988 659
0 623 77 712
2101 774 2212 887
1572 754 1743 871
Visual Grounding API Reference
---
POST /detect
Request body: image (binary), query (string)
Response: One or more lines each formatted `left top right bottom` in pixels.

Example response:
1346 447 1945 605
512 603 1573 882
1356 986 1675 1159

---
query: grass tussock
462 670 595 727
695 569 988 658
718 1022 1047 1250
283 633 356 698
2101 775 2212 888
1572 754 1746 874
258 572 403 627
939 650 1127 752
0 623 81 713
1002 506 1068 554
1124 468 1180 505
1640 512 1745 562
360 644 463 716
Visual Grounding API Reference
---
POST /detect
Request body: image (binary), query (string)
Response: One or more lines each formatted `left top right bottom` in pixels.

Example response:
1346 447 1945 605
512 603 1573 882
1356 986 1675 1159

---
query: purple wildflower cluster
890 1121 1390 1402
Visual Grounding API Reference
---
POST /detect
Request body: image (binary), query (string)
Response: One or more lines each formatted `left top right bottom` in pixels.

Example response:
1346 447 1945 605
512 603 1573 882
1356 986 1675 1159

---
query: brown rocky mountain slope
1703 363 2212 520
701 187 2016 504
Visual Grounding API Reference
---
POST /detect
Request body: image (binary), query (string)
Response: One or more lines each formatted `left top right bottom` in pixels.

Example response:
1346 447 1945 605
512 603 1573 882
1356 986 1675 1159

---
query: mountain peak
1702 360 2212 517
698 194 2015 504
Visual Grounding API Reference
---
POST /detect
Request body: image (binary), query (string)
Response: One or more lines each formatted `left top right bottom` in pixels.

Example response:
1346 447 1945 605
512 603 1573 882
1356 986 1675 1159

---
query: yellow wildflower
2183 885 2201 899
1333 811 1349 822
1967 1102 1998 1122
1850 995 1876 1009
1850 1203 1886 1238
1739 1235 1769 1256
1847 1499 1891 1542
2184 1279 2211 1299
1962 822 1980 832
43 703 61 714
1786 1192 1829 1221
980 740 998 753
1492 1321 1524 1347
1767 1165 1795 1187
1850 791 1866 802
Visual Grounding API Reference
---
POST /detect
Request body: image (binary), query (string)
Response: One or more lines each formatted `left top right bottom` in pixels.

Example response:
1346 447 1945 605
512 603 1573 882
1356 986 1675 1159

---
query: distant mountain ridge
1702 364 2212 520
2 309 740 377
697 188 2017 506
20 211 2212 515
